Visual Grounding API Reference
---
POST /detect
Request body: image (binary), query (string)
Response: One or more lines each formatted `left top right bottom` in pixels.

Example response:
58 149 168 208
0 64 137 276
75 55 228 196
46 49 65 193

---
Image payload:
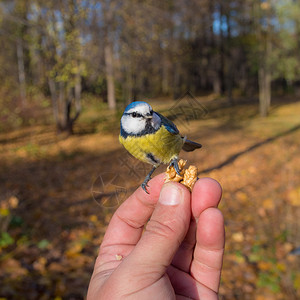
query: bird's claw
141 182 150 194
141 174 151 194
169 158 181 176
141 165 158 194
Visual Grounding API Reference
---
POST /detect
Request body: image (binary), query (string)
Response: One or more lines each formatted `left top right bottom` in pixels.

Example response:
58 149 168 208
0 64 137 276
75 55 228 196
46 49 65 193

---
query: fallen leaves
287 187 300 207
0 258 28 279
1 100 300 299
262 198 275 210
232 232 244 243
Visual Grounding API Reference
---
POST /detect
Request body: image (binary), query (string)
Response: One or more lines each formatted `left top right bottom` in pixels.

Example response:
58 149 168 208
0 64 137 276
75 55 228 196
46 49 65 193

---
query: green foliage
272 0 300 81
1 0 300 130
37 239 50 249
9 216 23 228
258 270 281 293
0 232 14 248
14 142 45 158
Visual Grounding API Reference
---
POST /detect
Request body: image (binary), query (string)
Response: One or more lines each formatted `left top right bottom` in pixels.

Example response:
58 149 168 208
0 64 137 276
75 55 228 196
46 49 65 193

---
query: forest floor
0 95 300 300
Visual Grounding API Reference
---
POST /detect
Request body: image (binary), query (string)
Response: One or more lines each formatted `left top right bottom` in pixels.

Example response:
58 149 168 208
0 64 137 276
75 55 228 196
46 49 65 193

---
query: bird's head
120 101 161 136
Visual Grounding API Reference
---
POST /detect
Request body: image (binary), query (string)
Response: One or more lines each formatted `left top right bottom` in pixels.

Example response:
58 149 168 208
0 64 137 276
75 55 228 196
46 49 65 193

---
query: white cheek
121 116 146 135
151 113 161 130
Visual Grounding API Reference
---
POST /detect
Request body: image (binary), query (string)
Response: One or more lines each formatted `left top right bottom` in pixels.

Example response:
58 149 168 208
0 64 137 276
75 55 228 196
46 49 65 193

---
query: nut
165 159 198 191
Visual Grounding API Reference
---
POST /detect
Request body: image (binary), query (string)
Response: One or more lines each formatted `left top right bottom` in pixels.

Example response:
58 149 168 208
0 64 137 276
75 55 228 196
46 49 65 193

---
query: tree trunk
58 81 67 131
67 70 82 133
173 62 181 100
74 70 82 120
225 11 233 104
218 2 225 95
65 88 73 134
162 53 170 95
17 38 26 107
48 77 59 125
257 0 272 117
259 66 271 117
212 71 221 95
104 42 116 110
125 61 133 105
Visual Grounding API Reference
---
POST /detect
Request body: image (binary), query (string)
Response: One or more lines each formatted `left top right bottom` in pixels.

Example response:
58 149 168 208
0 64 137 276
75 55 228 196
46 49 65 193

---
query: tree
0 0 29 107
31 0 86 134
256 0 273 117
2 0 300 132
274 0 300 91
103 0 117 110
15 0 30 107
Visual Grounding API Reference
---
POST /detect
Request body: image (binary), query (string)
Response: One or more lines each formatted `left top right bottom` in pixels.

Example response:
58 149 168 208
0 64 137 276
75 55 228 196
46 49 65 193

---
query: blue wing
155 112 179 135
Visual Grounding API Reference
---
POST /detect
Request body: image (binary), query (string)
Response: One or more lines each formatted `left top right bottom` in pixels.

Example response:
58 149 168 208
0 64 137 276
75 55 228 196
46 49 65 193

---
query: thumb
129 182 191 275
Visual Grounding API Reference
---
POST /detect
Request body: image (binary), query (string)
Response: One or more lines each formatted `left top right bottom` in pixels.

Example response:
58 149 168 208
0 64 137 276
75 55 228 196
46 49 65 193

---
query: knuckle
145 218 177 240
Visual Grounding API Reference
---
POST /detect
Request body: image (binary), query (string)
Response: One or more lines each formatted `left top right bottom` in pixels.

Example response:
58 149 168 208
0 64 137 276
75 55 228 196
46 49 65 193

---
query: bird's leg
169 158 181 176
141 165 158 194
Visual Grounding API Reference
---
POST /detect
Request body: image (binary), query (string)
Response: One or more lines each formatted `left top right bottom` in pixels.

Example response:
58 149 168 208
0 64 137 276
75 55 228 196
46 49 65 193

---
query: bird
119 101 202 193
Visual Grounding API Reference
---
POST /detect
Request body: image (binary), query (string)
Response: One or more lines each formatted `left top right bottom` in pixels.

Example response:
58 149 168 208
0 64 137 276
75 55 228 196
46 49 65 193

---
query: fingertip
148 172 166 189
134 173 166 204
193 177 222 198
136 173 191 204
192 177 222 218
159 181 191 206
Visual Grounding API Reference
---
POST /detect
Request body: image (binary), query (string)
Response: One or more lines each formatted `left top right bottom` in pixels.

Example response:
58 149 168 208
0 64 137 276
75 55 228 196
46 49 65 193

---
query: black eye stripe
131 112 142 118
124 112 145 118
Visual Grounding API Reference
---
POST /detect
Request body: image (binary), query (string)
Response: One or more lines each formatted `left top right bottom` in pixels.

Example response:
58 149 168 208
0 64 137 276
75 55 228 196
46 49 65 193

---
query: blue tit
119 101 202 193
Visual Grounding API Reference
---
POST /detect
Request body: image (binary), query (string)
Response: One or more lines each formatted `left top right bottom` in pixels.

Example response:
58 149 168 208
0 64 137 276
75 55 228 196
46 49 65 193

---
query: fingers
191 208 225 293
171 178 222 272
94 175 224 297
191 177 222 219
167 265 219 300
97 173 165 265
190 178 224 293
168 178 224 299
170 218 197 272
112 182 191 287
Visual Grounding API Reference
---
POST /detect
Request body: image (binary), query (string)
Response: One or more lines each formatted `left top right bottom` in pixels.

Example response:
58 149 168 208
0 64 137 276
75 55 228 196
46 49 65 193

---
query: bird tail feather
182 139 202 152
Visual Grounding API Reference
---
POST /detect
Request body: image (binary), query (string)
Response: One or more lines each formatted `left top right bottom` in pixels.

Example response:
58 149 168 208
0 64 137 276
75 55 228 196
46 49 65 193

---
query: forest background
1 0 300 299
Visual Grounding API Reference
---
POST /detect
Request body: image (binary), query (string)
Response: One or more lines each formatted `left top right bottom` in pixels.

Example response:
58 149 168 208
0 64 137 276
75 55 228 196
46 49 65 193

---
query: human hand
87 174 224 299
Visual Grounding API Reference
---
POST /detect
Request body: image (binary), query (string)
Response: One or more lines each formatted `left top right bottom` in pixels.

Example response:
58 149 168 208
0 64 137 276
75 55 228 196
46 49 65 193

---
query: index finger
98 173 165 262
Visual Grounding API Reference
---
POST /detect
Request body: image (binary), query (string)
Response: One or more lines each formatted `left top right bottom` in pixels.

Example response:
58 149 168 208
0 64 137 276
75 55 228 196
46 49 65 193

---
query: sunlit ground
1 96 300 299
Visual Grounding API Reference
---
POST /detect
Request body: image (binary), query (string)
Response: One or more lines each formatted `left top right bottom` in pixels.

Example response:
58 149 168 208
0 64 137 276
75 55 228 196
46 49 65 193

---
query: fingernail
159 183 181 206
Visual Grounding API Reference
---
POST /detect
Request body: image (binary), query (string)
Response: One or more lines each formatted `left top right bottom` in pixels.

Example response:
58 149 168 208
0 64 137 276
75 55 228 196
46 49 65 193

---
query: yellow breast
119 126 184 165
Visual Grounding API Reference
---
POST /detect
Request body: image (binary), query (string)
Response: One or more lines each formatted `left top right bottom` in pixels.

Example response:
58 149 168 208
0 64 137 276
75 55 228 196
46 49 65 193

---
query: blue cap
124 101 150 112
